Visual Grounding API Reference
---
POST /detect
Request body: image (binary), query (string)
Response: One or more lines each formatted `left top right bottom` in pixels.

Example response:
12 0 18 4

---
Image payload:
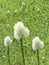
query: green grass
0 0 49 65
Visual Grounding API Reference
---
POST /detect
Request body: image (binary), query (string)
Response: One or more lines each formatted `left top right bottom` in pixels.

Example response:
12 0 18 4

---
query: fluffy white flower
4 36 12 46
14 22 30 40
32 37 44 51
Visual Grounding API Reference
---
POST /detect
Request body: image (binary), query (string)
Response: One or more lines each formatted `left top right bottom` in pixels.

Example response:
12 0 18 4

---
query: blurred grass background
0 0 49 65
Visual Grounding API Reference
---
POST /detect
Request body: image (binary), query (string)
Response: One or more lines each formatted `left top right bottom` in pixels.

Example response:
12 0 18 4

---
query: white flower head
4 36 12 47
14 22 30 40
22 2 25 6
32 37 44 51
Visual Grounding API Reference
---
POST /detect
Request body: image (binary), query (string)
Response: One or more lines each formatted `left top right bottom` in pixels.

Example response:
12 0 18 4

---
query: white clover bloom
14 22 30 40
4 36 12 46
22 2 25 6
32 37 44 51
7 10 10 14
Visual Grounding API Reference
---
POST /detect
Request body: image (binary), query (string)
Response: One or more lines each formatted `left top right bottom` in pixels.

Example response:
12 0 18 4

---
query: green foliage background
0 0 49 65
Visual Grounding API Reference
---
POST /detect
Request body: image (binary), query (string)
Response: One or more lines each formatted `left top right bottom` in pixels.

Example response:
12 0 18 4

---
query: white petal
32 37 44 51
14 22 30 40
4 36 12 46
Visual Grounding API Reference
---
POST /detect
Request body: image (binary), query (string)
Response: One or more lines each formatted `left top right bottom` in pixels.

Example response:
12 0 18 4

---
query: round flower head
32 37 44 51
4 36 12 47
14 22 30 40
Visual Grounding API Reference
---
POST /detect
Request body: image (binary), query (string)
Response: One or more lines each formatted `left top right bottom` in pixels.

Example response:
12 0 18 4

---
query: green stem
8 46 10 65
37 49 40 65
20 38 25 65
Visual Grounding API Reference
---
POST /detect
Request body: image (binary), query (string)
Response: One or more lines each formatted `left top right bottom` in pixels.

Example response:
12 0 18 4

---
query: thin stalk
7 46 10 65
20 38 25 65
37 49 40 65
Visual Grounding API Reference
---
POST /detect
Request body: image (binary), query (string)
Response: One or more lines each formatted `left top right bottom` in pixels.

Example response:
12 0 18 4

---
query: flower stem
20 38 25 65
8 46 10 65
37 49 40 65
